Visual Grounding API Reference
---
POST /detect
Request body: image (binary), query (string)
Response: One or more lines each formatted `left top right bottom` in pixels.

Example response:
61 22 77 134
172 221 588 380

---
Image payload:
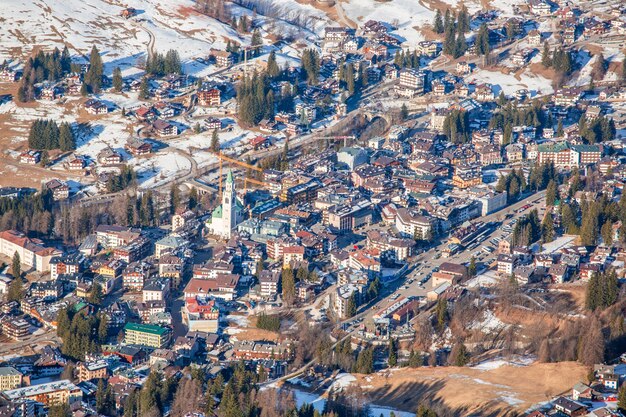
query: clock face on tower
225 197 229 204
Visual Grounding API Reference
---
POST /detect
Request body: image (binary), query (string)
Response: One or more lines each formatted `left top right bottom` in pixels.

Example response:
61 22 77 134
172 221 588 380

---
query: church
206 170 244 239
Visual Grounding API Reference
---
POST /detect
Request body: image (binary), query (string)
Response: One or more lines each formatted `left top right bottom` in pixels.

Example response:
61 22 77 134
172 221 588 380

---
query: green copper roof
124 322 169 336
226 169 234 184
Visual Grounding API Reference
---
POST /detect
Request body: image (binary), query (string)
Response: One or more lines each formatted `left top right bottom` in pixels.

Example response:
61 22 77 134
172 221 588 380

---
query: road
347 189 547 331
260 191 548 386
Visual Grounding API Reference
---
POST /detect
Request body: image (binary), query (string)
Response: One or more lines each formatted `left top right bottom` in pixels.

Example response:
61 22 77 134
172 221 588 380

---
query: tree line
434 7 470 60
56 306 108 361
28 119 76 151
145 49 182 77
237 70 274 127
17 47 72 102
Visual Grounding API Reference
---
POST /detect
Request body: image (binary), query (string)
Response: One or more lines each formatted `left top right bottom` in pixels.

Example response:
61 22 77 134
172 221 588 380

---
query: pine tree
388 338 397 367
282 268 296 306
400 103 409 121
433 9 444 34
435 298 448 332
556 119 564 137
112 67 123 92
546 180 558 206
98 314 109 343
251 29 262 56
88 283 104 306
59 122 75 151
85 45 103 93
139 77 150 100
476 24 491 57
11 251 21 279
449 342 470 366
619 383 626 413
468 257 477 277
7 277 23 302
346 293 357 318
266 51 280 78
211 129 220 152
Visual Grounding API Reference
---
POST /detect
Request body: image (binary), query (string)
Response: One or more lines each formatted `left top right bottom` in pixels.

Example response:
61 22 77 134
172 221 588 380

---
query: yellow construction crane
214 152 268 196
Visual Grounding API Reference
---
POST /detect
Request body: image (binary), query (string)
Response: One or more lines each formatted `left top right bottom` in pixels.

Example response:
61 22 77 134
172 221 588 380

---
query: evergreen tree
266 51 280 79
433 9 444 34
468 257 477 277
88 282 104 306
59 122 75 151
112 67 123 92
388 338 397 367
139 77 150 100
475 24 490 57
282 268 296 306
251 29 262 56
618 384 626 413
435 298 448 332
11 251 20 279
96 380 115 416
541 212 555 243
541 42 552 67
346 293 357 318
556 119 564 137
449 342 470 366
546 179 558 206
98 313 109 344
7 277 23 302
400 103 409 121
85 45 103 93
211 128 220 152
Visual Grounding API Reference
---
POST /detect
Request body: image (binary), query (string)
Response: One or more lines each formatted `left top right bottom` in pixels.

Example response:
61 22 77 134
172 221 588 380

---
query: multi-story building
183 297 220 332
258 270 280 298
142 278 170 302
124 323 171 349
3 318 31 341
395 209 433 240
0 230 62 273
396 69 425 97
50 253 85 280
2 380 82 406
95 225 141 249
76 360 108 382
0 367 23 390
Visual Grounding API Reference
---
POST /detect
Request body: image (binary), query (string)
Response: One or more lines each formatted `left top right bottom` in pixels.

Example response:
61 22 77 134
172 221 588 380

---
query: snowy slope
0 0 243 72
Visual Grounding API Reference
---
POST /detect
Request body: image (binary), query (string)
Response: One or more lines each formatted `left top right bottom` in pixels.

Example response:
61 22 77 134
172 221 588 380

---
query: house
210 49 233 67
143 278 170 302
66 155 86 171
456 61 471 75
98 148 123 166
528 30 542 45
396 69 425 97
84 99 108 115
530 0 552 16
552 397 587 417
198 87 221 106
0 67 18 82
152 119 178 137
44 179 69 200
19 150 41 165
135 106 156 122
204 117 221 131
125 138 152 156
